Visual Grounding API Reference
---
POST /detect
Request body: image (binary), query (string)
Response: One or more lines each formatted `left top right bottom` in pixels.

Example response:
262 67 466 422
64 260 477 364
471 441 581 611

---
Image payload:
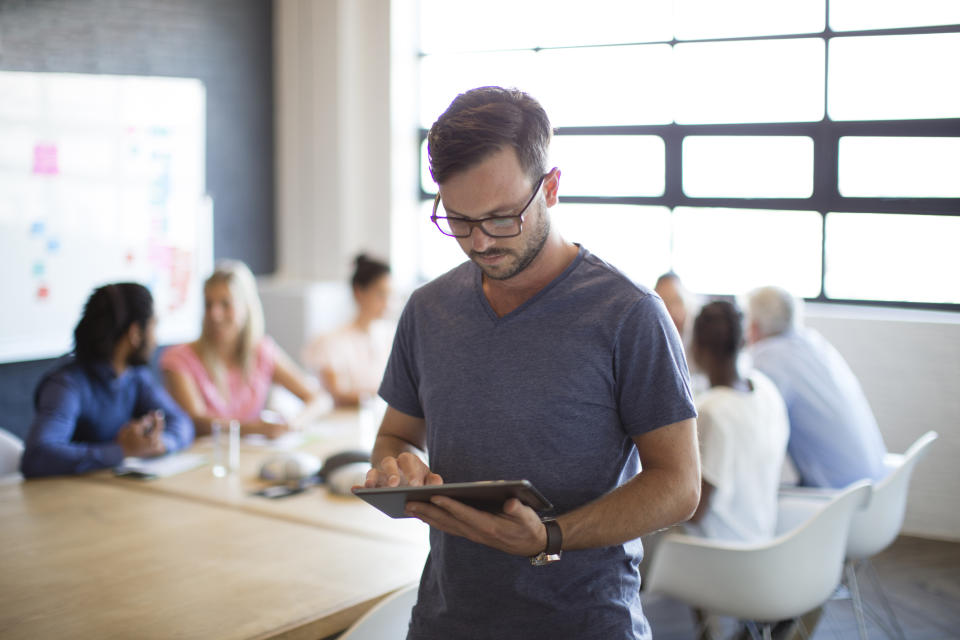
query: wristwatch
529 518 563 566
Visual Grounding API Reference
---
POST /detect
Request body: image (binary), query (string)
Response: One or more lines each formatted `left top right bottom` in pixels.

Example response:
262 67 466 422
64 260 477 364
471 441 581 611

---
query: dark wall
0 0 275 439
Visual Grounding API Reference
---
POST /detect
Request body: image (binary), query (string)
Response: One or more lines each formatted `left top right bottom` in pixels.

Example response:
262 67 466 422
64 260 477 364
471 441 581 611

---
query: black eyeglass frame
430 174 547 238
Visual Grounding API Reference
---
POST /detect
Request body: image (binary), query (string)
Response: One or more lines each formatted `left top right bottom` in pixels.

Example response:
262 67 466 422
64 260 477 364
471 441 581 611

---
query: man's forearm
556 466 700 551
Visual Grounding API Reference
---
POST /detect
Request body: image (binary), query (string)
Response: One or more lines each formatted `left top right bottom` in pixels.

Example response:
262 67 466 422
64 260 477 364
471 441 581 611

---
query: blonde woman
161 260 317 438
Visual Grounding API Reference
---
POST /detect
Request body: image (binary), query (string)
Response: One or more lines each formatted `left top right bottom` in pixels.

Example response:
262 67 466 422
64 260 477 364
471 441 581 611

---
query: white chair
338 583 418 640
780 431 939 640
0 428 25 483
646 481 872 640
783 431 938 640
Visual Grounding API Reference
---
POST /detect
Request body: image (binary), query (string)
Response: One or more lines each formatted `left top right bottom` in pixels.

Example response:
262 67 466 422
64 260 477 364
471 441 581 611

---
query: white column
274 0 415 282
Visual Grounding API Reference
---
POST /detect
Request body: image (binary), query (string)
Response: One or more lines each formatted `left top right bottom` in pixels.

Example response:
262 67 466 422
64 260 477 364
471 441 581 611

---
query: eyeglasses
431 174 546 238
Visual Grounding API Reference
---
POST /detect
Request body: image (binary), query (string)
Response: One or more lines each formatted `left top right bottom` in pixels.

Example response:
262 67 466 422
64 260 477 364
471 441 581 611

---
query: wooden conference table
84 409 429 547
0 409 429 639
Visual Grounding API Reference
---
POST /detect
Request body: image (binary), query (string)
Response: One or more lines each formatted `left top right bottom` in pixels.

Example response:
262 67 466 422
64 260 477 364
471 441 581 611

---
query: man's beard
127 342 151 367
470 206 550 281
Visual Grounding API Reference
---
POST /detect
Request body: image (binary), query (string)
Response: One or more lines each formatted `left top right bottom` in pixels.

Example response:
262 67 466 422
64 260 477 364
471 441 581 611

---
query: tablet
352 479 553 519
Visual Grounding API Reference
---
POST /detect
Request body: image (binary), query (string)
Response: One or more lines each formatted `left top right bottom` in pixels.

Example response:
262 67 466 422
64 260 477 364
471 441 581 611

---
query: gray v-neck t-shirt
379 246 695 640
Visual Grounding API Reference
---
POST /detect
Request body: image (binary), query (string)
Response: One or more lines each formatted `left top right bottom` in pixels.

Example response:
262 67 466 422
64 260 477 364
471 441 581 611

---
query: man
21 282 193 477
364 87 700 639
686 300 789 542
654 271 708 395
654 272 692 341
745 286 887 488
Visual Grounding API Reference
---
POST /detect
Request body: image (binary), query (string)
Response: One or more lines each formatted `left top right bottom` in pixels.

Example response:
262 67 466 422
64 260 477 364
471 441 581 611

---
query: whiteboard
0 71 211 363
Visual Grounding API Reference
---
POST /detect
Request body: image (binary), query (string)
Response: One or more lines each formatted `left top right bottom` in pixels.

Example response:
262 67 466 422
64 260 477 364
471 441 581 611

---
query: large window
416 1 960 309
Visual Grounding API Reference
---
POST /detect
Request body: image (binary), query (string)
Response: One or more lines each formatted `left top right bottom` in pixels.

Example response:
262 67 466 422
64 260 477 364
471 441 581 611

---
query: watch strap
543 518 562 555
530 519 563 566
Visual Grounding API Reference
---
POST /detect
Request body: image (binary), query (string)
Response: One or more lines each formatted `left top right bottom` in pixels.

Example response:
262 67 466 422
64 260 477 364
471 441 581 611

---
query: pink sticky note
33 143 59 175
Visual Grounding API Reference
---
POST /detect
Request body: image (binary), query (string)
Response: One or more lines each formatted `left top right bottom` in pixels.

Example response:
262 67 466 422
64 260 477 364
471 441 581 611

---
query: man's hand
406 496 549 557
117 412 167 458
364 451 442 488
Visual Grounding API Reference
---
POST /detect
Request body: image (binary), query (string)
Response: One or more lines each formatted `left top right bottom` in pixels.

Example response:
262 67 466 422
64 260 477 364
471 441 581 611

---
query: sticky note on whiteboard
33 143 59 175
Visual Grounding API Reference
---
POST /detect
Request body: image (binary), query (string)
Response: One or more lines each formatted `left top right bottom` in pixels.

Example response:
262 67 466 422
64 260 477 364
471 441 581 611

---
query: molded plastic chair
338 583 418 640
0 428 24 483
646 481 872 640
782 431 938 640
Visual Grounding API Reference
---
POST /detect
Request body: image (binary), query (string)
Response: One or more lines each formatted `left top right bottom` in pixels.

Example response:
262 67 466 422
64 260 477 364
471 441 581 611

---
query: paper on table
242 431 305 450
288 394 335 430
115 453 208 479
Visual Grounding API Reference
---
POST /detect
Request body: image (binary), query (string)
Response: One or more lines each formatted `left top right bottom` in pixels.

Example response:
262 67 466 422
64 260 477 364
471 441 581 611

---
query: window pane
830 0 960 31
673 207 822 297
534 45 673 126
683 136 814 198
674 39 825 123
419 1 540 53
419 51 535 127
839 137 960 197
551 204 672 286
826 212 960 304
418 200 467 281
551 135 664 197
419 0 672 53
537 0 672 47
675 0 824 40
828 33 960 120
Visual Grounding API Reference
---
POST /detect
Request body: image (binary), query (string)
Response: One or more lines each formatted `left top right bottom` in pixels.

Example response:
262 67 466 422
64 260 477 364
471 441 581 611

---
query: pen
144 410 164 436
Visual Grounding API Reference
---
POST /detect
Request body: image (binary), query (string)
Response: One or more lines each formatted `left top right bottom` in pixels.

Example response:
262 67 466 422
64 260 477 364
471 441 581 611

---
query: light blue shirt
749 328 887 488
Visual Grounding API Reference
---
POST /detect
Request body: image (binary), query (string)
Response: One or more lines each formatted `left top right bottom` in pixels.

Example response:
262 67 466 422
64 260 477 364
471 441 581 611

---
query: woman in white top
303 254 394 407
686 300 790 543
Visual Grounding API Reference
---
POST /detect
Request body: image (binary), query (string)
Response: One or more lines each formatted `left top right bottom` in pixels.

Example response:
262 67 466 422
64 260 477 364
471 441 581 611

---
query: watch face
529 552 562 566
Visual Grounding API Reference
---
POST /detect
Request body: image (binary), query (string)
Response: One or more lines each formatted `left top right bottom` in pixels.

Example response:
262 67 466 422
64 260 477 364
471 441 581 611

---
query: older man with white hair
744 286 887 488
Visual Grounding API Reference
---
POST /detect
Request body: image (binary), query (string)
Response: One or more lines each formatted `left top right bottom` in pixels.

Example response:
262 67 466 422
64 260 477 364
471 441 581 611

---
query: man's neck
482 236 579 317
110 350 128 377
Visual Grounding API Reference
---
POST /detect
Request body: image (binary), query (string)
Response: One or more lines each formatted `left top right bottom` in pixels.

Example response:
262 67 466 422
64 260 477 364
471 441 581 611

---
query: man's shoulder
751 331 803 359
408 260 474 304
38 358 88 387
573 248 657 306
34 358 93 403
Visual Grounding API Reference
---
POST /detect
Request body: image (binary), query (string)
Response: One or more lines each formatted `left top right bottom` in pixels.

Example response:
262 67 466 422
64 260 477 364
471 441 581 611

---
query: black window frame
417 17 960 312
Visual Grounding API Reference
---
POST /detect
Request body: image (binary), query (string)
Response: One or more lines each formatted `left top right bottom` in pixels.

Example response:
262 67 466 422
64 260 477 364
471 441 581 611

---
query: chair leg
761 623 773 640
862 558 907 640
691 607 710 640
846 560 870 640
793 608 821 639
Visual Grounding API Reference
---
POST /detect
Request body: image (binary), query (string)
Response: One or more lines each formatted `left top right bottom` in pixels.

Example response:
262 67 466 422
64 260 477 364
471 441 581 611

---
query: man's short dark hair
427 86 552 185
693 300 744 360
73 283 154 364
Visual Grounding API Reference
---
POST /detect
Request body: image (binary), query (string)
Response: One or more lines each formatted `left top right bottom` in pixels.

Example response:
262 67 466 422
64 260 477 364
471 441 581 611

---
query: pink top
160 337 277 423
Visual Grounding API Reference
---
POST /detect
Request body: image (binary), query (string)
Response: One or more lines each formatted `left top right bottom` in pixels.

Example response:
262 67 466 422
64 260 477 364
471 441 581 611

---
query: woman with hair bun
303 253 394 407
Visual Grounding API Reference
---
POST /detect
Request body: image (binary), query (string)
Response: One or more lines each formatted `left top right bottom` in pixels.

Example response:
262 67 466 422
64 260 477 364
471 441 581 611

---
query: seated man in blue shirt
21 283 194 477
745 286 887 488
